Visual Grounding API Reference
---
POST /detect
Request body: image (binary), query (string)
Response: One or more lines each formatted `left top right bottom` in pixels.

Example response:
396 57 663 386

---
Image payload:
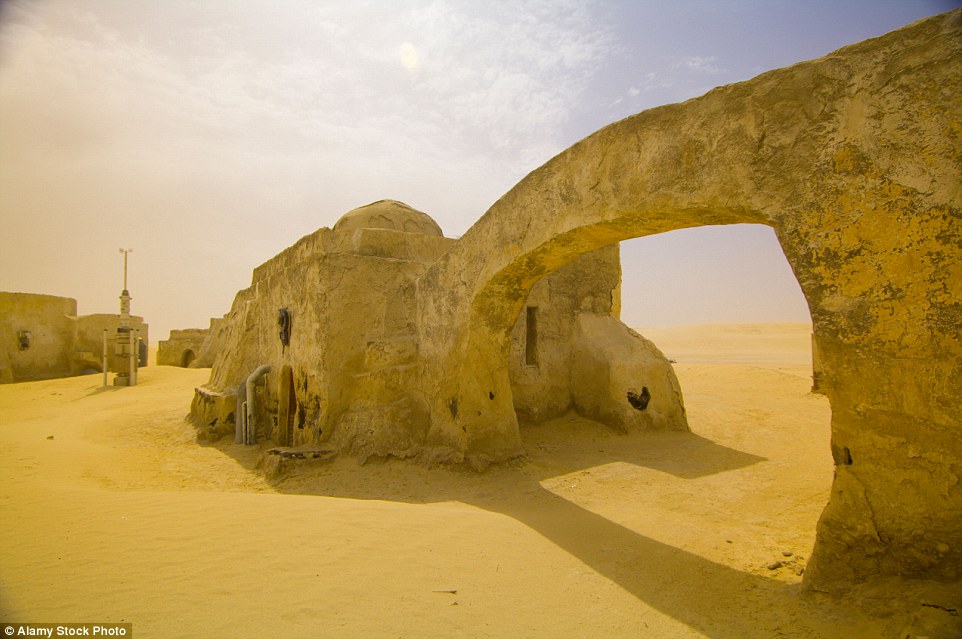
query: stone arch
180 349 196 368
415 11 961 590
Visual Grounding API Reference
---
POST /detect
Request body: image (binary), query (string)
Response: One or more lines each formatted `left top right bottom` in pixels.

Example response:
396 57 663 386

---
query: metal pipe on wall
234 365 272 445
102 328 108 387
129 328 136 386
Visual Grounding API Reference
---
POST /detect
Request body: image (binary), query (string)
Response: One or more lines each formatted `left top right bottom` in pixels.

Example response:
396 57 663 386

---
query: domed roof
333 200 443 237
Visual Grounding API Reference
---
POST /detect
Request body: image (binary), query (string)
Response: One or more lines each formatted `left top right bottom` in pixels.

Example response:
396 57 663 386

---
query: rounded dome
333 200 443 237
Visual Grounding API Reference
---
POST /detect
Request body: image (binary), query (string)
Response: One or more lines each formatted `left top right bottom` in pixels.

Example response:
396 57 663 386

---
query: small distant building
158 328 208 367
157 315 230 369
0 291 148 384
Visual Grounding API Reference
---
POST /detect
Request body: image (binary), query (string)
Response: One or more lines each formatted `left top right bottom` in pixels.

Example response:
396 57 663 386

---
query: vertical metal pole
119 248 132 291
132 329 139 385
241 401 249 445
102 328 108 387
129 328 136 387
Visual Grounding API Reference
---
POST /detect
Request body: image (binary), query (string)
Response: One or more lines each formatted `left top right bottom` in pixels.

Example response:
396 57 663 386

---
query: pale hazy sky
0 0 955 340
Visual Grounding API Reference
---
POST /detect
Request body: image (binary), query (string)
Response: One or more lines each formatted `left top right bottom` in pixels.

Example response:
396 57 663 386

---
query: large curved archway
415 11 961 591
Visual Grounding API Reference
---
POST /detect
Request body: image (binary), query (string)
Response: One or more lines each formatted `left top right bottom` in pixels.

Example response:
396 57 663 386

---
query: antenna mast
118 248 133 324
119 247 133 292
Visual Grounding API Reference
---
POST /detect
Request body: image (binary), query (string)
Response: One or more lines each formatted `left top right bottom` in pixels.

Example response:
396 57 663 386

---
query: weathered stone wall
571 315 687 433
413 10 961 590
192 218 459 447
193 316 229 368
505 243 682 431
508 245 621 421
157 328 208 367
0 292 77 383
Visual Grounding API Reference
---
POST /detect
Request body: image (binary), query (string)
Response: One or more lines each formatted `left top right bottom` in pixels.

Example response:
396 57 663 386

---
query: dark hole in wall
832 443 854 466
278 308 291 347
627 387 651 410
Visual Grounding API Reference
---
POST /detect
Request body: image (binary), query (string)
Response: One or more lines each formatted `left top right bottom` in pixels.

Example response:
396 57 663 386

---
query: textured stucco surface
157 328 208 367
332 199 444 236
0 292 76 383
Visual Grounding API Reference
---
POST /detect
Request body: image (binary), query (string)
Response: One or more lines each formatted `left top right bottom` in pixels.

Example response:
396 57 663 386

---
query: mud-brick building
190 200 685 462
157 328 208 367
0 291 148 383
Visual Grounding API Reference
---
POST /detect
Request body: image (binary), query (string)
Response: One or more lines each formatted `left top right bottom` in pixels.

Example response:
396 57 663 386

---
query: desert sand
1 323 957 638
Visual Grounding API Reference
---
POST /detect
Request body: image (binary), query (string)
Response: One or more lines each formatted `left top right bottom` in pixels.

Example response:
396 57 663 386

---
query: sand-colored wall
0 292 77 383
509 244 642 423
193 224 458 448
412 10 961 590
571 314 687 433
1 292 149 383
192 316 228 368
157 328 208 367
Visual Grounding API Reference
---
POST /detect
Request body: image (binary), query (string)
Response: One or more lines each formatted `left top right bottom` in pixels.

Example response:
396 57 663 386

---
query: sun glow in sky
399 42 418 71
0 0 954 340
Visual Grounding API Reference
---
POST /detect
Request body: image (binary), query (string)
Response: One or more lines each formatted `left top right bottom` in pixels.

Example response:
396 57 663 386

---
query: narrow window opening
525 306 539 366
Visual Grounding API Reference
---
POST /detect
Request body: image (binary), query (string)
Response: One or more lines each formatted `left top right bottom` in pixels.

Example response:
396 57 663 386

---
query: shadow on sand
201 415 962 637
199 415 884 638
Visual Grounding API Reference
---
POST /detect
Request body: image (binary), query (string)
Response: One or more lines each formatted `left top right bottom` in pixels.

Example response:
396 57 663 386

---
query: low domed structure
333 200 443 236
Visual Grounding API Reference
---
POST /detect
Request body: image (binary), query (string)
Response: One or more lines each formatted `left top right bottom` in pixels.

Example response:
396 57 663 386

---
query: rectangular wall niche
525 306 539 366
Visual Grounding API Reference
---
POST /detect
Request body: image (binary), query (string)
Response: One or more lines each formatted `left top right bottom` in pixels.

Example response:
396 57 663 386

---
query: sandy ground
1 323 958 638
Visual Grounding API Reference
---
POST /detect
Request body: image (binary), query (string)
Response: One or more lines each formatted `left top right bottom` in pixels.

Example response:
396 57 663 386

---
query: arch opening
492 221 833 585
180 349 196 368
504 222 819 436
619 224 812 329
